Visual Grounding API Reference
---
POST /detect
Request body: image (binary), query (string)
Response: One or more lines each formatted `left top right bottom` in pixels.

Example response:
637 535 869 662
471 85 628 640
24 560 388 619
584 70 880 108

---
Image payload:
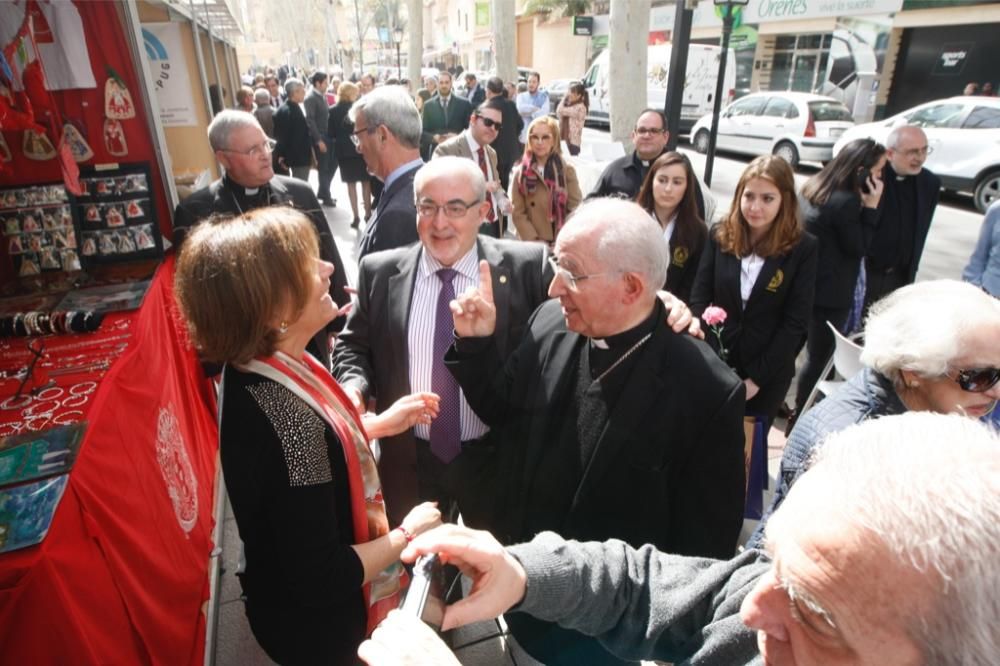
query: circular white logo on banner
156 404 198 533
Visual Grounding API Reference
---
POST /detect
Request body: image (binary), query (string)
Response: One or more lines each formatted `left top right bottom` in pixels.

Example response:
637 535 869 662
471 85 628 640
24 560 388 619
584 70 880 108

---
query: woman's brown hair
174 207 318 364
715 155 801 258
635 151 706 259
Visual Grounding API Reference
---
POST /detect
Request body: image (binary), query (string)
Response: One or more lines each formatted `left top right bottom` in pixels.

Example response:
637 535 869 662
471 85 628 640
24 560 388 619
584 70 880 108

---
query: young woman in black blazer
692 155 818 422
792 139 887 415
635 151 707 303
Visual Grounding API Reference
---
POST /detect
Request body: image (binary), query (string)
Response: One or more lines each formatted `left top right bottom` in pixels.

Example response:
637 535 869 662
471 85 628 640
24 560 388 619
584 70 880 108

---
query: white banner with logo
141 22 198 127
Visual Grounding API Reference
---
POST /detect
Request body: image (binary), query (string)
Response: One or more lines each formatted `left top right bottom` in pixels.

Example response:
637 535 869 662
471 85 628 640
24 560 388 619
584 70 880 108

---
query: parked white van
581 43 736 133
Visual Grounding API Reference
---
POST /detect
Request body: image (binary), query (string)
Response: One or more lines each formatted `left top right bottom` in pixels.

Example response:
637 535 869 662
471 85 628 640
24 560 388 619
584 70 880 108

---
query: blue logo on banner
142 29 169 61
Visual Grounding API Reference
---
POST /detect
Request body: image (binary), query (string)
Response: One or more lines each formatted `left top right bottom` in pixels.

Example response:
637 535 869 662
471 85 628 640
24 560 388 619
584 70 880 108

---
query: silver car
691 92 855 168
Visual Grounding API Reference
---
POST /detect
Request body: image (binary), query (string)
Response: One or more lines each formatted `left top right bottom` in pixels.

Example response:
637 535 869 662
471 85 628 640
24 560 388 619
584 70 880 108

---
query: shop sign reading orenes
743 0 903 21
649 0 903 29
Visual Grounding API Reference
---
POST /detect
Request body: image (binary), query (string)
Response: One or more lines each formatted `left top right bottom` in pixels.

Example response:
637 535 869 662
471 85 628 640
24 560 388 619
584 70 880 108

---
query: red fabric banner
0 254 219 663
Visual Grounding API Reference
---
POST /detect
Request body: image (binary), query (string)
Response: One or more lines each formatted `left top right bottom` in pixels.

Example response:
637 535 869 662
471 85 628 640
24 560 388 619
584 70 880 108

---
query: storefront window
772 33 834 94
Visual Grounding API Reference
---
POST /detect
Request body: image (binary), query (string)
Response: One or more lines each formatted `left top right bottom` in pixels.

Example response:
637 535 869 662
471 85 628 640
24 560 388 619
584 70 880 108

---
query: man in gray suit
432 99 503 236
351 86 425 260
332 157 551 527
303 70 335 206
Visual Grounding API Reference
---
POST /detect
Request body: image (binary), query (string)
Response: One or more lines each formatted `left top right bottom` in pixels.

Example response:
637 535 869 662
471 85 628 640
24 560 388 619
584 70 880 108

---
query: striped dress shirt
408 246 490 441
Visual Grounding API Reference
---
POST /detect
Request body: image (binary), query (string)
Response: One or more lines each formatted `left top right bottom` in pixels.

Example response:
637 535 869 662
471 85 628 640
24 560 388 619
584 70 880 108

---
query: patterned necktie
428 268 461 463
477 147 496 222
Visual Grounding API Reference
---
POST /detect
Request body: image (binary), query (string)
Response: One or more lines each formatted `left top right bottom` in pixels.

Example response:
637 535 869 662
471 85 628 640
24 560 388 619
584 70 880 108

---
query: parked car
582 43 736 132
833 96 1000 212
691 92 855 168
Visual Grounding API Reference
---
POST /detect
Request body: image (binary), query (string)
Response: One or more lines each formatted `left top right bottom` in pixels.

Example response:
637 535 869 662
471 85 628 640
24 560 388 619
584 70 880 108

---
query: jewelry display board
73 163 163 264
0 183 81 278
0 163 162 279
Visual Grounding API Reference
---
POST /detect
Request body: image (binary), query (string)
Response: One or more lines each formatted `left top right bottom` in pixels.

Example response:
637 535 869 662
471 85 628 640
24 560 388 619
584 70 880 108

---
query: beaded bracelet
52 410 83 425
394 526 415 543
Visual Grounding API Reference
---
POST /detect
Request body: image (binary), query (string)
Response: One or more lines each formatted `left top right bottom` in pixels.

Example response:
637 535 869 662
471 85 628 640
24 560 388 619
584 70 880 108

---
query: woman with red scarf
510 115 582 243
175 208 441 664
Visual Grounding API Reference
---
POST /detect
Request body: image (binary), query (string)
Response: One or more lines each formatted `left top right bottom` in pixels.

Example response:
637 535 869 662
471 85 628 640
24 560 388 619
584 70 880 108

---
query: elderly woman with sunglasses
747 279 1000 548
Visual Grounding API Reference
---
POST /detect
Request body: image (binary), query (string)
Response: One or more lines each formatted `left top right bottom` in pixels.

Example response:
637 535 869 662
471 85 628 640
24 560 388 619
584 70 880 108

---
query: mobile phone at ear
857 166 872 194
399 554 446 630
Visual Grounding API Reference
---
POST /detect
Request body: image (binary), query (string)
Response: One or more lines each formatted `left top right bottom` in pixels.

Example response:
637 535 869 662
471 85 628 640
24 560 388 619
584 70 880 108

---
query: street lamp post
703 0 748 187
393 28 403 80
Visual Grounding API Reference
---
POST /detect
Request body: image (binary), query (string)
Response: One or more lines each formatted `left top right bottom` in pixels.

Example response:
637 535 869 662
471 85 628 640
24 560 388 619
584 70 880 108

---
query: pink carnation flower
702 305 728 326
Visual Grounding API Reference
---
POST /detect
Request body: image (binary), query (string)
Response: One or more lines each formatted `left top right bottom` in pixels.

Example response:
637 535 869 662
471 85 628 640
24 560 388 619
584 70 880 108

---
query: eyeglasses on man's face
547 255 616 290
416 199 481 219
897 145 932 159
350 125 375 147
634 127 666 137
223 138 276 158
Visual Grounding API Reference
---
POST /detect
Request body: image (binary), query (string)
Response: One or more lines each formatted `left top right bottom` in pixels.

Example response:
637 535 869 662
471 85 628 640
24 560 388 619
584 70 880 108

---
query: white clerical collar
245 187 259 195
591 338 610 349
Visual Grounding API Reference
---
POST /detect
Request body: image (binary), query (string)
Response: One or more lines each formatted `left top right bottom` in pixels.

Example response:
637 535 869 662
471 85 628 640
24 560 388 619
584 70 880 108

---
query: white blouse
740 253 765 308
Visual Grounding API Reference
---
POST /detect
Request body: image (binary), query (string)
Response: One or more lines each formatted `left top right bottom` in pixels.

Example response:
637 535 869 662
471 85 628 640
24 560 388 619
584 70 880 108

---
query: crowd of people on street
172 64 1000 665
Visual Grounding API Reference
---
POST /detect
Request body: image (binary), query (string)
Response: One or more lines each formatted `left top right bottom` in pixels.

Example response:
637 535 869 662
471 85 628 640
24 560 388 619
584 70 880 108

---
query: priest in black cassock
172 110 350 364
445 198 747 666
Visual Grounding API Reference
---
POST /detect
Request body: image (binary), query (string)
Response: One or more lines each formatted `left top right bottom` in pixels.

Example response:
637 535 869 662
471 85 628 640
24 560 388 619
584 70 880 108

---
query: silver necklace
593 332 652 383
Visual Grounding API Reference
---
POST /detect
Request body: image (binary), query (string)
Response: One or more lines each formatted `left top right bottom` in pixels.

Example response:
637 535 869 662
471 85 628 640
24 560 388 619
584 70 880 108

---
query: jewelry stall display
0 183 81 277
0 474 70 553
72 163 162 265
0 316 133 440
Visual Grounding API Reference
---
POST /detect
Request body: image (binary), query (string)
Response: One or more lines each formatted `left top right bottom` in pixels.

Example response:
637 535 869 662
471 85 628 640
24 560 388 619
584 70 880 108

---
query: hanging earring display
61 123 94 163
23 130 57 161
104 69 136 120
103 119 127 157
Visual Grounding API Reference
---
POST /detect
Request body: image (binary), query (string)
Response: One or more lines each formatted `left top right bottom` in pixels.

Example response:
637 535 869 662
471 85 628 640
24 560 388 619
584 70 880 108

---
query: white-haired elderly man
272 78 313 181
439 198 746 665
172 110 349 362
360 412 1000 666
748 278 1000 548
863 125 941 311
350 85 426 260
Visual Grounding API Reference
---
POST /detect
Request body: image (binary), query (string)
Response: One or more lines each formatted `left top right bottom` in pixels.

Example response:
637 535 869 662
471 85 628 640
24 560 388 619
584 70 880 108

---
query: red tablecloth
0 255 219 664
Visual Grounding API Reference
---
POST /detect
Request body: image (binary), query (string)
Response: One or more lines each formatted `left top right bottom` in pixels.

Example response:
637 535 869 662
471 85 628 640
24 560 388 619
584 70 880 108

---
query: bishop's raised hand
449 260 497 338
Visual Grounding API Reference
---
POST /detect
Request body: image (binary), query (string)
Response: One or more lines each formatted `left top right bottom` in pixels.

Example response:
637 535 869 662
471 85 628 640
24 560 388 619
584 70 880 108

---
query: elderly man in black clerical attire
443 198 746 665
172 110 349 363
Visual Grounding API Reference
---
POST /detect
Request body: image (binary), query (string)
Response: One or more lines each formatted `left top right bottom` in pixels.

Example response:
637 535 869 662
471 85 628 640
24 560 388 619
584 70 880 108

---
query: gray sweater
508 532 764 665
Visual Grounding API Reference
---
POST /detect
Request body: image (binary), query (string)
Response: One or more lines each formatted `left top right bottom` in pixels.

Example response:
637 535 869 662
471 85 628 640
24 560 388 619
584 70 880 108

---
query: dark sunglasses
477 116 502 131
952 367 1000 393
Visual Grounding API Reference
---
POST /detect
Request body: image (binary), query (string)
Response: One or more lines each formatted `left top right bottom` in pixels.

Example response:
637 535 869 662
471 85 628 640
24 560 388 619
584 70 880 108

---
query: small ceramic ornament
23 130 57 160
104 72 136 120
62 123 94 162
103 119 128 157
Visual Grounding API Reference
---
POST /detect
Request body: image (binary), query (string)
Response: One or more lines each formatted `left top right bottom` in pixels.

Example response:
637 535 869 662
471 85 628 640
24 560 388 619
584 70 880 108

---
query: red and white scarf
241 351 404 634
